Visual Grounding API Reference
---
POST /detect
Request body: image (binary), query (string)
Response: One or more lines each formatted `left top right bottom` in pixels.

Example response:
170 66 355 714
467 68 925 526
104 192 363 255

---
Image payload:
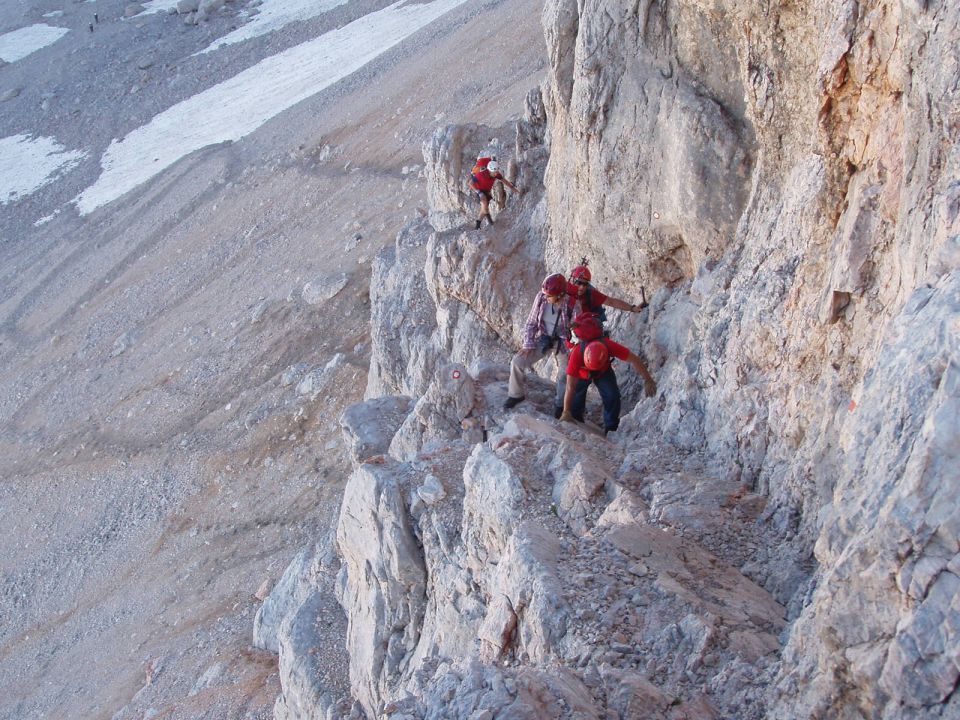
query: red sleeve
590 289 608 306
605 339 631 361
566 345 585 376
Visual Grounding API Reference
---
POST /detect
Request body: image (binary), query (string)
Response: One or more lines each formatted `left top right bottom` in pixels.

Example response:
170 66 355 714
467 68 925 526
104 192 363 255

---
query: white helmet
487 160 499 173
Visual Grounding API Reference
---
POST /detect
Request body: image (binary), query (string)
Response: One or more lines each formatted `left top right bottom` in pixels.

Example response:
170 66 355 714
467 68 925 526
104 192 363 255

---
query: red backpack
470 157 493 190
571 311 603 342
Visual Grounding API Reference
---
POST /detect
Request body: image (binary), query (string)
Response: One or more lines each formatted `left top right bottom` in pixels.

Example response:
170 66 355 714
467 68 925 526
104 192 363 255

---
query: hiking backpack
583 286 608 325
469 156 492 190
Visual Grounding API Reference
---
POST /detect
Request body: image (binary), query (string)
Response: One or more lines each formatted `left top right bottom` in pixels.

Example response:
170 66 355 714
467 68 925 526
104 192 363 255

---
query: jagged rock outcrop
261 1 958 718
333 391 787 719
340 396 414 462
365 218 440 400
368 111 556 401
254 531 359 720
542 0 753 290
772 273 959 720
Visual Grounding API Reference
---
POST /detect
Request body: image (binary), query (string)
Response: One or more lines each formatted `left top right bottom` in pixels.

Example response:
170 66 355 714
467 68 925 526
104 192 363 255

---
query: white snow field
0 23 69 62
75 0 468 215
140 0 180 13
200 0 352 52
0 134 86 204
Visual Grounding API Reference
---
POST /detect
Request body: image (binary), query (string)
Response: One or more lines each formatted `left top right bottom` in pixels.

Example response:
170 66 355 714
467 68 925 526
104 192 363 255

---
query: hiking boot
503 395 524 410
474 219 482 230
553 405 563 419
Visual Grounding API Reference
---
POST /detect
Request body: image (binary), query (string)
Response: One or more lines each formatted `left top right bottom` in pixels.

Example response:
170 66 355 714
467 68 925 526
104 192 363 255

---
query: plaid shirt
522 292 573 350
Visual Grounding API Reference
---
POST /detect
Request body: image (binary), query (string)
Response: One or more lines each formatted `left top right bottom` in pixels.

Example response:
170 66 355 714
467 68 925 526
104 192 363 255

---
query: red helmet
541 273 567 297
570 265 591 284
583 341 609 371
572 311 603 341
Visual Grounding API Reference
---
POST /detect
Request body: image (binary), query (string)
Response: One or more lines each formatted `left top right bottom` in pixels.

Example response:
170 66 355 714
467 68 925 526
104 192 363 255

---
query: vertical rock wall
538 0 959 715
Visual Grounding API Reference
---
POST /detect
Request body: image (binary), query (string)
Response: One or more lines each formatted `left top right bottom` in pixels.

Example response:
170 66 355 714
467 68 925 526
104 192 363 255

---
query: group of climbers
465 150 657 435
503 261 656 435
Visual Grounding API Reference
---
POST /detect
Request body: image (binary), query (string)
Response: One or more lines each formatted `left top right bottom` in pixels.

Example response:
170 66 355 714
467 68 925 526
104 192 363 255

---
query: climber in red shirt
469 155 519 229
567 261 648 319
560 311 657 434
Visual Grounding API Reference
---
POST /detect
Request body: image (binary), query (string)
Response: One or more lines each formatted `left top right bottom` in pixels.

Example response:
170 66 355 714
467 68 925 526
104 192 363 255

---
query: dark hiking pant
570 368 621 431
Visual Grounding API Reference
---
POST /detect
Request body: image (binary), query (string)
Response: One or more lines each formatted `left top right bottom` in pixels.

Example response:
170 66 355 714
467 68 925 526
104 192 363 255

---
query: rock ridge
260 1 959 718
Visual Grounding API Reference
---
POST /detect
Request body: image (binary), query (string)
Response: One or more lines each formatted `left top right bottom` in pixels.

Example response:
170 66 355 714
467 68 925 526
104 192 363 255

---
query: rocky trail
258 34 958 708
1 0 956 717
274 361 791 719
257 114 796 719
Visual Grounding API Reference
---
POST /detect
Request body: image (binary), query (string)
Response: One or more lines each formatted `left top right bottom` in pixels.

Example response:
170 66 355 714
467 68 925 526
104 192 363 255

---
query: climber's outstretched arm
626 350 657 397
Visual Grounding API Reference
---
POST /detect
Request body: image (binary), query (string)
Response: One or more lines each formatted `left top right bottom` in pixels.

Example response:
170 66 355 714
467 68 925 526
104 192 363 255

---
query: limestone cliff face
538 0 958 715
261 2 958 718
541 0 957 505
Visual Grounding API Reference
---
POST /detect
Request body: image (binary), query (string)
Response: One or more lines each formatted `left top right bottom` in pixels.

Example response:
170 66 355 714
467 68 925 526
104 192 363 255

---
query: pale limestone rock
254 578 272 602
369 121 555 412
365 219 439 399
295 356 344 399
339 396 413 463
477 522 568 663
423 123 479 233
328 369 789 717
110 329 139 357
601 666 673 719
601 517 784 635
595 489 649 528
273 592 350 720
541 0 752 291
387 362 486 461
416 475 445 506
188 662 224 696
257 531 354 720
270 2 959 717
280 363 310 388
254 544 321 653
461 445 526 573
249 299 270 323
551 459 610 535
336 461 426 715
772 272 960 718
197 0 224 18
302 274 348 305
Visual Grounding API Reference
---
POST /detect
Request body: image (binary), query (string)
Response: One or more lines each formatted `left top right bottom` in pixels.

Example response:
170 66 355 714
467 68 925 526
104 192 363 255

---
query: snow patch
0 24 69 63
74 0 468 215
34 211 59 227
200 0 351 53
139 0 180 13
0 135 86 204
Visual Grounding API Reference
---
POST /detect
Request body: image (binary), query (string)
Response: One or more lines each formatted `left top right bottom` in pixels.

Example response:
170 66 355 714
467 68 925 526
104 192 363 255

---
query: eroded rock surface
263 1 959 718
332 388 786 719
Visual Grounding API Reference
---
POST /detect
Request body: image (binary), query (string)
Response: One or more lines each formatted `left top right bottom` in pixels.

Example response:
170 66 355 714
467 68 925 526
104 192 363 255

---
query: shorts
475 189 492 201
